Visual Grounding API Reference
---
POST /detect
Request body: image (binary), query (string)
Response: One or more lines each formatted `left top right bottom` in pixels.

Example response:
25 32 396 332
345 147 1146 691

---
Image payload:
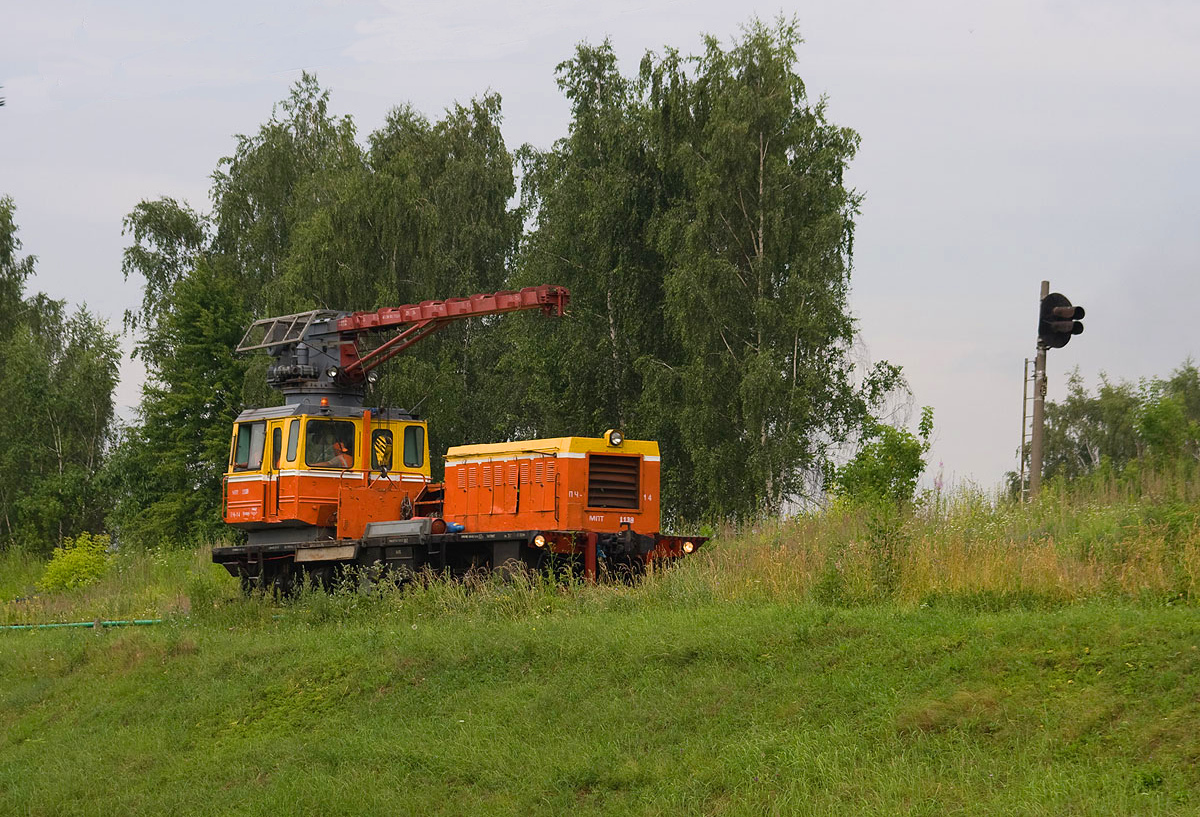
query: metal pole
1020 357 1030 499
1028 280 1050 498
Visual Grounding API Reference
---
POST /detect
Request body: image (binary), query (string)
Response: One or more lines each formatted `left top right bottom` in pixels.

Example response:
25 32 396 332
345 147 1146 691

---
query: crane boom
338 285 569 376
237 285 569 406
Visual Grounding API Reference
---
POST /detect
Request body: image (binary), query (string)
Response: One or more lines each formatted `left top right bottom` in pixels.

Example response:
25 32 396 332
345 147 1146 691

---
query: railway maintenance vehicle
211 285 705 591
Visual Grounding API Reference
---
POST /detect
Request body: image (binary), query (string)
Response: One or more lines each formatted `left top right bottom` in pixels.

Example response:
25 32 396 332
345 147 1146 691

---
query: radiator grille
587 455 639 509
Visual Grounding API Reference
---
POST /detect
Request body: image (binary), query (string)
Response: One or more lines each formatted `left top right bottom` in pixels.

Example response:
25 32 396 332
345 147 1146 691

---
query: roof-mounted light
605 429 624 447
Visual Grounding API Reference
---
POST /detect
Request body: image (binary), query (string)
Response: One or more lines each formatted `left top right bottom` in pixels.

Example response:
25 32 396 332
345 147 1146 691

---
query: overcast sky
3 0 1198 490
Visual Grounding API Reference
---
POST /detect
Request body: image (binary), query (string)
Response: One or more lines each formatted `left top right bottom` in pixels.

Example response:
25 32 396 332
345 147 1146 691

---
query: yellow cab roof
445 436 658 461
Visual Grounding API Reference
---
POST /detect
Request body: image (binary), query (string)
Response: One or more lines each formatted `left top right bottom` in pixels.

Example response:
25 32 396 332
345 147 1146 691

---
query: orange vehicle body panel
442 437 662 535
227 471 431 535
335 480 431 540
223 411 432 538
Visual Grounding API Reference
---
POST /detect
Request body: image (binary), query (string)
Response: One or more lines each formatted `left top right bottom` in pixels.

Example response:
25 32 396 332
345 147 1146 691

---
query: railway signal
1023 281 1086 500
1038 292 1085 348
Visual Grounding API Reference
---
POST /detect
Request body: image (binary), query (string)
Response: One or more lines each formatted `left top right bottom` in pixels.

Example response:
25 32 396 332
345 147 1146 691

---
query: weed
37 532 113 592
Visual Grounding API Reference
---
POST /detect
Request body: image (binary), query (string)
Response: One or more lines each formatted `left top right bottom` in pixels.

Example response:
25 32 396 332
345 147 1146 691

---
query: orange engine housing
442 437 661 535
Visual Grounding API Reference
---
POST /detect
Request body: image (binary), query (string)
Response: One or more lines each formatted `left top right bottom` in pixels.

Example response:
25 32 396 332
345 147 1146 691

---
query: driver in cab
318 440 353 469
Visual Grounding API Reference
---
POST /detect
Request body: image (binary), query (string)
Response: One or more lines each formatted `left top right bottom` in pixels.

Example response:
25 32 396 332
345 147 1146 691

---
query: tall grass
194 476 1200 624
676 469 1200 609
4 467 1199 626
5 469 1199 815
0 545 212 625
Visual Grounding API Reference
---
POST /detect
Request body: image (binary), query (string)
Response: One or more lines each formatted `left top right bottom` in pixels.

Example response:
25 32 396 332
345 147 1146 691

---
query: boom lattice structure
236 285 569 404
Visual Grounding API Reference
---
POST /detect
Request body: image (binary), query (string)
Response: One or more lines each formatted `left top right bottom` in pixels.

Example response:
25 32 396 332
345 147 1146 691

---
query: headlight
682 540 695 554
366 371 379 384
325 366 339 379
533 534 546 548
606 429 624 447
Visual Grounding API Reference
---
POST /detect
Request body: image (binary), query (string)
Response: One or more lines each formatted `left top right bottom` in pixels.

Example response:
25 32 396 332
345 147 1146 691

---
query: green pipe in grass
1 619 163 631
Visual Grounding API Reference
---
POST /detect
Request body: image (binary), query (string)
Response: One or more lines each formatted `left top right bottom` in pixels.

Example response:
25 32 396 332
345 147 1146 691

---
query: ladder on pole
1018 356 1036 502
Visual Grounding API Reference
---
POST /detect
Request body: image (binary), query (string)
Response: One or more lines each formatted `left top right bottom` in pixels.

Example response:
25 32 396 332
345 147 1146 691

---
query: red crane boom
337 285 570 379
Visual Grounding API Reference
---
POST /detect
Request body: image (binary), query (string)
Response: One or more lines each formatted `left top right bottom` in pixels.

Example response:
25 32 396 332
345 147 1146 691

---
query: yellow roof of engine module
445 435 659 462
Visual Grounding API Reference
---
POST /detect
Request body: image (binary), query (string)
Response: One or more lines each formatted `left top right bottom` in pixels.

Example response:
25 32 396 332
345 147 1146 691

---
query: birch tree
515 21 901 517
0 198 120 549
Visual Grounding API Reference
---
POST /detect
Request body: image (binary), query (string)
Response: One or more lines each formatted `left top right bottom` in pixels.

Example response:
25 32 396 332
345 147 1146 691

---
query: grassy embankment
2 473 1199 815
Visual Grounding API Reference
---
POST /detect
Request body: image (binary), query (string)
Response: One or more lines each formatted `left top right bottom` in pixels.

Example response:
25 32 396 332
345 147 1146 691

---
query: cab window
305 419 356 469
371 429 393 471
286 419 300 463
232 422 266 471
403 425 425 468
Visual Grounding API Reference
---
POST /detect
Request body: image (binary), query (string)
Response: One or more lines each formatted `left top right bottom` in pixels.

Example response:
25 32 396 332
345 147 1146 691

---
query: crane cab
223 404 430 544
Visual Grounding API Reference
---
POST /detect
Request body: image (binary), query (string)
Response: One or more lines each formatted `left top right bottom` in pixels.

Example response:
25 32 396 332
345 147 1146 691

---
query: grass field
2 478 1199 815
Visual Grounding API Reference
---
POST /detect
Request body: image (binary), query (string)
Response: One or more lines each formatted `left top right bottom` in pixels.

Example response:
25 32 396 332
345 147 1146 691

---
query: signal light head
1038 292 1085 348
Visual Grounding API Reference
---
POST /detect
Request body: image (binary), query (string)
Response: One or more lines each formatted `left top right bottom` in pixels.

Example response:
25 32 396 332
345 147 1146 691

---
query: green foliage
832 406 934 506
36 532 113 592
0 198 121 552
512 20 905 518
3 545 213 625
644 21 881 518
118 75 521 499
211 72 363 316
1138 384 1200 464
0 195 35 323
822 407 933 600
355 93 522 464
0 546 43 602
121 197 208 368
113 23 905 534
106 260 249 547
1040 361 1200 482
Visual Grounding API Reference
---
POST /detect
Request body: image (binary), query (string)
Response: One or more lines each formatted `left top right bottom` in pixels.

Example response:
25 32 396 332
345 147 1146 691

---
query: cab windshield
305 419 356 469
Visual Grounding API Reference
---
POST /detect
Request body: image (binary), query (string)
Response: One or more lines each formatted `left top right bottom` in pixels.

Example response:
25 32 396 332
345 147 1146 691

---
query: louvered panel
587 454 639 509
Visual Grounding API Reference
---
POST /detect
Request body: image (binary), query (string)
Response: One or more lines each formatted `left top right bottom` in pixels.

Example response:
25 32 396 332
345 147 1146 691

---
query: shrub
832 407 934 506
37 532 113 592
